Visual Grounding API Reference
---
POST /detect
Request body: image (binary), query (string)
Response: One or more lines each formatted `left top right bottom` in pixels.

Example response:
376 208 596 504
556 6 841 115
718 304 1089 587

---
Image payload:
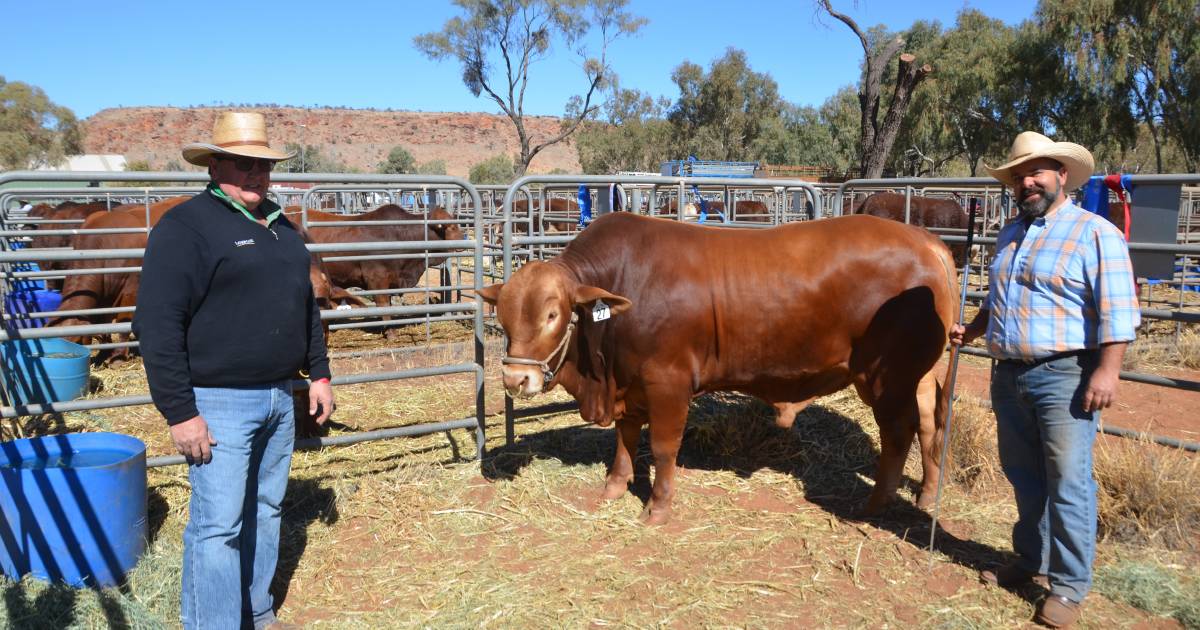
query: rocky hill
82 106 581 177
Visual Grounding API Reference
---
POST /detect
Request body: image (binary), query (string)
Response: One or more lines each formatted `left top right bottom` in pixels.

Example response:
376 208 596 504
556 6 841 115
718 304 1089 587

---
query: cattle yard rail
0 171 487 466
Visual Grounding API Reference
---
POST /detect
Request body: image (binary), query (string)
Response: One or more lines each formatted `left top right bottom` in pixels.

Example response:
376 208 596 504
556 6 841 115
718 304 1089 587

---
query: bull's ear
573 285 632 316
477 283 504 305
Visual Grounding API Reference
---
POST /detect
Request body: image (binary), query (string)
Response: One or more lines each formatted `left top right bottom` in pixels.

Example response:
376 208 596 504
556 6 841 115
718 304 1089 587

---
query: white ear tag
591 299 611 322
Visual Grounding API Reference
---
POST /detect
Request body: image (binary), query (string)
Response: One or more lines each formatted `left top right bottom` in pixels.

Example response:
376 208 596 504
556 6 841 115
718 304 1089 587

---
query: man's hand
950 313 987 347
1084 367 1120 412
308 379 335 425
170 416 217 464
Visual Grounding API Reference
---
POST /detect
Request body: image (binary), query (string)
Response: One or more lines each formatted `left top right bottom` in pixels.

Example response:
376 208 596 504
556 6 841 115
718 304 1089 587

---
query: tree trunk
862 54 932 179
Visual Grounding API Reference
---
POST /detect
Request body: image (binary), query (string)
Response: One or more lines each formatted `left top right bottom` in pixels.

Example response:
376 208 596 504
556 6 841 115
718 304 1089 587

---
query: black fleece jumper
133 189 331 425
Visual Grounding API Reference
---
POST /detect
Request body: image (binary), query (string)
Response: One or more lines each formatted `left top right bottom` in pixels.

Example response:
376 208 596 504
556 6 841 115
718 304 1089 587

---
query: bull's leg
602 417 643 501
864 392 921 516
106 282 139 366
773 398 815 429
642 387 689 525
914 371 944 510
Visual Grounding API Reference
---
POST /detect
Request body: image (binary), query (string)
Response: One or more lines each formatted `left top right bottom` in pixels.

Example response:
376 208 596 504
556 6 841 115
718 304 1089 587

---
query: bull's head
428 206 464 242
478 261 631 398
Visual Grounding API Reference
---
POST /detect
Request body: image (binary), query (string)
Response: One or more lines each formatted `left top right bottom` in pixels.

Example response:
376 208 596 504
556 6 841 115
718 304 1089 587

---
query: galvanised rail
0 171 488 465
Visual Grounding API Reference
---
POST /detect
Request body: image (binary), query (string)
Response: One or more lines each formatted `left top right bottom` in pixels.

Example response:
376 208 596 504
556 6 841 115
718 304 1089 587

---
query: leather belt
999 349 1090 366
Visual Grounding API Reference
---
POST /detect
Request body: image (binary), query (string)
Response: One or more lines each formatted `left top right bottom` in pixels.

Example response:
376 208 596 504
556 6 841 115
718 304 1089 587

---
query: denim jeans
991 352 1098 603
181 381 294 630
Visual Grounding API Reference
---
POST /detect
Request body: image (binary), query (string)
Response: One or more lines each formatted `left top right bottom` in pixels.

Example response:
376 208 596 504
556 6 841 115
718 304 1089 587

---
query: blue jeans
991 352 1098 603
181 381 295 630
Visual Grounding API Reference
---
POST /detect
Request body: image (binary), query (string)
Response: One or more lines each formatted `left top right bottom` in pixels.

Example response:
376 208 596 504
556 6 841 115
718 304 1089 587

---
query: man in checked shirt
950 131 1140 629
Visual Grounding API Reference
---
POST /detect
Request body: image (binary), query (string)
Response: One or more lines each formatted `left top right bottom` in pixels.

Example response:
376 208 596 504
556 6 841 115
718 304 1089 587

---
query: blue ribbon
577 185 592 229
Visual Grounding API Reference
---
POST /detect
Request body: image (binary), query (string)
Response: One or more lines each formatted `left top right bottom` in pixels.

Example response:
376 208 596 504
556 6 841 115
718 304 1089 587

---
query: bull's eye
547 311 558 324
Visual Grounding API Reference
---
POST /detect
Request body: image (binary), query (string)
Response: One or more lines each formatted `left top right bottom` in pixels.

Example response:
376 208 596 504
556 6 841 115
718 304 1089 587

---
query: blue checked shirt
986 201 1140 361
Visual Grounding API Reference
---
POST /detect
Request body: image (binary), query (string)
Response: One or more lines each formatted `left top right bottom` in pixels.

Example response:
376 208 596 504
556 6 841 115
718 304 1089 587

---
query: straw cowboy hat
986 131 1095 192
182 112 295 166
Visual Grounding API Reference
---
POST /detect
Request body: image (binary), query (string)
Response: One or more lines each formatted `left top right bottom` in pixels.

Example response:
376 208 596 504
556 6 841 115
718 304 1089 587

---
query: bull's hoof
383 328 403 342
858 495 892 518
600 476 631 501
639 502 672 526
915 489 937 511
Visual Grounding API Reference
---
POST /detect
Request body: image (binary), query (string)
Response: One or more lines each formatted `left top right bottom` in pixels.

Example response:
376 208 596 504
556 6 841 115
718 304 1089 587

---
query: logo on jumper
234 238 255 247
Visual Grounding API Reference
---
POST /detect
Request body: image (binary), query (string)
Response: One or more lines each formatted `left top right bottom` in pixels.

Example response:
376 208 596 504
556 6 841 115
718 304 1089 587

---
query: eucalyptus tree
1035 0 1199 172
415 0 645 177
0 76 83 170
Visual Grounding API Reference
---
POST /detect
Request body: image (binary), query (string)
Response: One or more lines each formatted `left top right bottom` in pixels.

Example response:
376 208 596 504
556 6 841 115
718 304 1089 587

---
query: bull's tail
920 235 960 338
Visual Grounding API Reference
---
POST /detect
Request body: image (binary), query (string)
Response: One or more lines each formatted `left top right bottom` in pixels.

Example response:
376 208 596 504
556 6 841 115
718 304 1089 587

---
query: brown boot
1035 595 1082 628
980 563 1050 589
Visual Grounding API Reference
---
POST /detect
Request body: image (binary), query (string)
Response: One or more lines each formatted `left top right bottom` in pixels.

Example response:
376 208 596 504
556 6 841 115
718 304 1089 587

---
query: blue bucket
1 337 90 406
0 432 148 587
4 288 61 328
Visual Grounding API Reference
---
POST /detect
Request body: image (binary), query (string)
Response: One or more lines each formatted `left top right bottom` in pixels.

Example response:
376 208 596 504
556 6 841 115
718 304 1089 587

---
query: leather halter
501 312 578 390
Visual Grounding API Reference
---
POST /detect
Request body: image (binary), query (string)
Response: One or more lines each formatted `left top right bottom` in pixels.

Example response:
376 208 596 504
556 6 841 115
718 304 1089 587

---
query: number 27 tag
591 299 611 322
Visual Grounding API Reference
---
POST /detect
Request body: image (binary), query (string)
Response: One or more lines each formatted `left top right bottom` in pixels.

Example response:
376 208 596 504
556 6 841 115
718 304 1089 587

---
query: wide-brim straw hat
182 112 295 166
986 131 1095 191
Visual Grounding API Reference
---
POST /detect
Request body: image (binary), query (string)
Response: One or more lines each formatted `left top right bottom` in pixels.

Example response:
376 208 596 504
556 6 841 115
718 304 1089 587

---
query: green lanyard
208 184 282 225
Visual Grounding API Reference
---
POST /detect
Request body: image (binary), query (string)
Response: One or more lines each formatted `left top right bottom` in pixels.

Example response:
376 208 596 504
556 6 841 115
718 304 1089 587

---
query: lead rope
502 312 579 388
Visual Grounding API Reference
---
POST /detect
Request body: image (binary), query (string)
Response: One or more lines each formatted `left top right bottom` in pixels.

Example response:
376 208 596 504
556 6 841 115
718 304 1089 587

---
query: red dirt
950 355 1200 445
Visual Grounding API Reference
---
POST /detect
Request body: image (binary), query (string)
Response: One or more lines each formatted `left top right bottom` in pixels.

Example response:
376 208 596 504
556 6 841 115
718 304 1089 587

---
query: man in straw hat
950 131 1139 628
133 111 334 630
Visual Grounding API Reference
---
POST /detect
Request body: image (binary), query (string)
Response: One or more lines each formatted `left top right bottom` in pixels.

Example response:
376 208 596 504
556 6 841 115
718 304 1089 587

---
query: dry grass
1096 437 1200 552
946 394 1003 490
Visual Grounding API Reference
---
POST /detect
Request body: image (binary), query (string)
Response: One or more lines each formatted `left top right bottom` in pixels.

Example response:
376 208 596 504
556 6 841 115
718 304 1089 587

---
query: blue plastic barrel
1 337 90 405
4 288 61 328
0 432 148 587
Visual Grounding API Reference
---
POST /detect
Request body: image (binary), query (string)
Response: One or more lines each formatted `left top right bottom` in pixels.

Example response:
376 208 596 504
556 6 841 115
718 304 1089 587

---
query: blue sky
5 0 1038 121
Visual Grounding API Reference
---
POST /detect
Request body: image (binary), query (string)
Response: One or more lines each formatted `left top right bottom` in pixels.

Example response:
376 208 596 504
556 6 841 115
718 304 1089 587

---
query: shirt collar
208 183 283 226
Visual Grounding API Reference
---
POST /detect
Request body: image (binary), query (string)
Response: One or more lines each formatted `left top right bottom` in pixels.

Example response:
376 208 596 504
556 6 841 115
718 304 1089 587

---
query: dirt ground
951 353 1200 445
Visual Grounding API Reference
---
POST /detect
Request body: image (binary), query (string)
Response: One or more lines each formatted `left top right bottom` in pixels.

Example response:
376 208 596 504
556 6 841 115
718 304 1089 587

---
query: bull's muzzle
501 366 545 398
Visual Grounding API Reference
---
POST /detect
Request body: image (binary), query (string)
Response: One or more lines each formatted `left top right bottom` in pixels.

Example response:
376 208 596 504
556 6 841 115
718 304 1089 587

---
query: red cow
52 197 360 364
504 197 581 234
302 204 464 340
27 202 119 289
480 213 957 524
852 192 971 265
661 199 773 223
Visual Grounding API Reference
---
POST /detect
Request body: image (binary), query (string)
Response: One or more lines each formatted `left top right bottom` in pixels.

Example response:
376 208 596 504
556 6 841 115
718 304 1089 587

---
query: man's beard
1017 180 1061 219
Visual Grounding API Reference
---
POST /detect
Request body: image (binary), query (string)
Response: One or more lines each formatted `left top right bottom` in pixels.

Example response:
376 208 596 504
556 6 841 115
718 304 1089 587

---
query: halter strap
501 312 579 389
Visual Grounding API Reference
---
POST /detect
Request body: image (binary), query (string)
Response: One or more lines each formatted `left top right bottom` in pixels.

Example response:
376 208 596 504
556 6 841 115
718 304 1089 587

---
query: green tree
115 159 160 187
0 76 84 170
275 143 346 173
891 13 1016 176
416 160 448 175
415 0 646 177
575 85 672 173
378 146 417 174
820 87 863 174
469 154 515 184
1035 0 1200 172
666 48 789 162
